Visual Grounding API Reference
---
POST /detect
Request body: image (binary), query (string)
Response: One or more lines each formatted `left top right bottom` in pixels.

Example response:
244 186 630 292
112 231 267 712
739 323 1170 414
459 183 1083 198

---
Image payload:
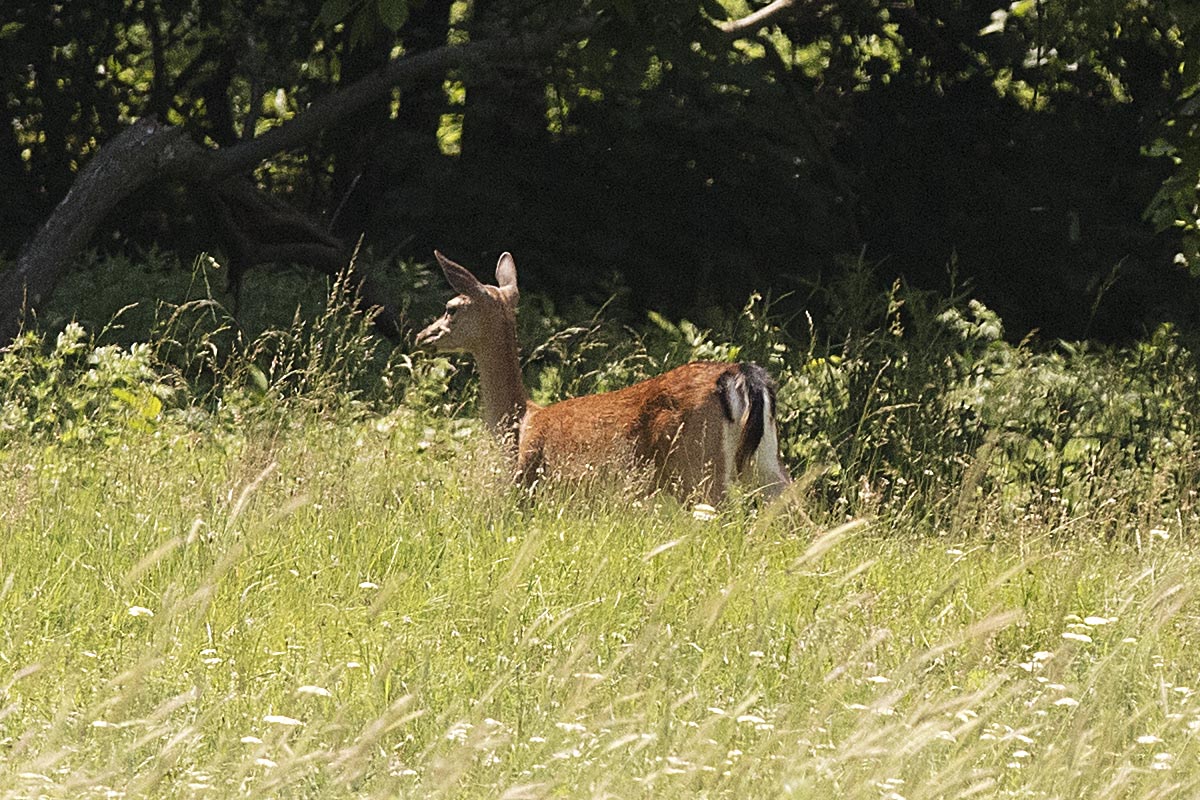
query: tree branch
717 0 798 37
0 21 593 344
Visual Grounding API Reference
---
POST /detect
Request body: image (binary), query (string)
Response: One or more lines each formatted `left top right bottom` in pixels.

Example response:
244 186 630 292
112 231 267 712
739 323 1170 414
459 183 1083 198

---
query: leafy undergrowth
1 254 1200 797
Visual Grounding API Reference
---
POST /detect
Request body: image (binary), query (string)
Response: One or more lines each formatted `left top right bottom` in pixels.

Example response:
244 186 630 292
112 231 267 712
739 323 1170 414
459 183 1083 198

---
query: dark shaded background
2 0 1195 341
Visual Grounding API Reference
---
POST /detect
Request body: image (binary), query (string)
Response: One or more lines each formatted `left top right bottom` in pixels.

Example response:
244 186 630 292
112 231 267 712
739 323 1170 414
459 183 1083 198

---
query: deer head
415 251 520 354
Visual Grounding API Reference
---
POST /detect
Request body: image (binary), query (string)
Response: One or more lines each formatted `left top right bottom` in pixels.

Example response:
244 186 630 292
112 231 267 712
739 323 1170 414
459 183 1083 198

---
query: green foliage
1138 3 1200 270
0 253 426 448
23 249 1200 544
3 0 1195 338
0 322 172 445
414 250 1191 543
6 262 1200 796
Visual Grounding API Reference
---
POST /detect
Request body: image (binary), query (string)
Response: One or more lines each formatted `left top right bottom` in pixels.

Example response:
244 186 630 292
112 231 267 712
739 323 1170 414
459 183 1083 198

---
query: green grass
2 254 1200 797
2 408 1199 798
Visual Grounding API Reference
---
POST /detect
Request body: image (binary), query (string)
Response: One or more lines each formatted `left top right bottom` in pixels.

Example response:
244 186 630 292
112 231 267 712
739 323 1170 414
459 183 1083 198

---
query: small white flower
1061 632 1092 643
358 581 380 589
1136 734 1163 745
127 606 154 617
241 736 263 744
297 685 332 697
1053 697 1079 708
446 721 473 742
1083 616 1112 626
692 503 718 521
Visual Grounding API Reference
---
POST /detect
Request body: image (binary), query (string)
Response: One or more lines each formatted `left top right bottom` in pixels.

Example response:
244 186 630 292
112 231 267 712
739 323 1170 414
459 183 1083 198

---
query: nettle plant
0 322 172 444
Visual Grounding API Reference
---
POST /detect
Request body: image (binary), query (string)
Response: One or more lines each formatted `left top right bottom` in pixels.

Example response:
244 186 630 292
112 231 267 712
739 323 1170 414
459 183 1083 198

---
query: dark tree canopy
2 0 1199 341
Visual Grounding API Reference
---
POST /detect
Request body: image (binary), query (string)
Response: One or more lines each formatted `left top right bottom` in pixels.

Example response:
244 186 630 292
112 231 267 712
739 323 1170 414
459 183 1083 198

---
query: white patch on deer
751 389 789 495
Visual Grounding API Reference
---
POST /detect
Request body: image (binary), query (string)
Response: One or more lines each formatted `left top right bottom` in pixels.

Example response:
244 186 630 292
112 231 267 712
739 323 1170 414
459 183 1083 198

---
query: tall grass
1 253 1199 797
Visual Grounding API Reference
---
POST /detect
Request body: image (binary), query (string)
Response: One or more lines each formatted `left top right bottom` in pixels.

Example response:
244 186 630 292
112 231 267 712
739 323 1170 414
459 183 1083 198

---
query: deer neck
473 331 528 438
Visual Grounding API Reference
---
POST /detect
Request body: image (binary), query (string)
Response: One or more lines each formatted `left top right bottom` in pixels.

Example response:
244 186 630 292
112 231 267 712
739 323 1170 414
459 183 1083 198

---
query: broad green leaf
378 0 409 32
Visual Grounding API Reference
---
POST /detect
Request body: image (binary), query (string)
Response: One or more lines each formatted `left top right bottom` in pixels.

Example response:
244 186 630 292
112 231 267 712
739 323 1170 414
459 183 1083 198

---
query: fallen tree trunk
0 120 187 342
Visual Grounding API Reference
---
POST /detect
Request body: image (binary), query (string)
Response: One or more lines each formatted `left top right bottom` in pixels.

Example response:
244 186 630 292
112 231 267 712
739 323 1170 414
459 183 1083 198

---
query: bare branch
717 0 798 37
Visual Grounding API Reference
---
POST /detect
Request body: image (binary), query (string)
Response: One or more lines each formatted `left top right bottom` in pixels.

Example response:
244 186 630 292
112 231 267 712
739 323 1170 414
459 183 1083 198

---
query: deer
414 251 792 504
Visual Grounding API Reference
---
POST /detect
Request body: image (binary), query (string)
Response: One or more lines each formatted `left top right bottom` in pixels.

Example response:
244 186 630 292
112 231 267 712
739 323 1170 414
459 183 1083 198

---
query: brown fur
416 251 792 503
518 362 746 499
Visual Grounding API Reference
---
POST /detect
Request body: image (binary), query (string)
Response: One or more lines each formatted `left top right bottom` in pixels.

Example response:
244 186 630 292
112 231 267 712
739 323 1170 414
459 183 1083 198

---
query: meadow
2 255 1200 798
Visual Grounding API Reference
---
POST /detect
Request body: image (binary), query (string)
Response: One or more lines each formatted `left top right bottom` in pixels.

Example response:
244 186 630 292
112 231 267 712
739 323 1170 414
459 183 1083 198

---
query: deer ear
495 252 519 307
434 250 486 298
